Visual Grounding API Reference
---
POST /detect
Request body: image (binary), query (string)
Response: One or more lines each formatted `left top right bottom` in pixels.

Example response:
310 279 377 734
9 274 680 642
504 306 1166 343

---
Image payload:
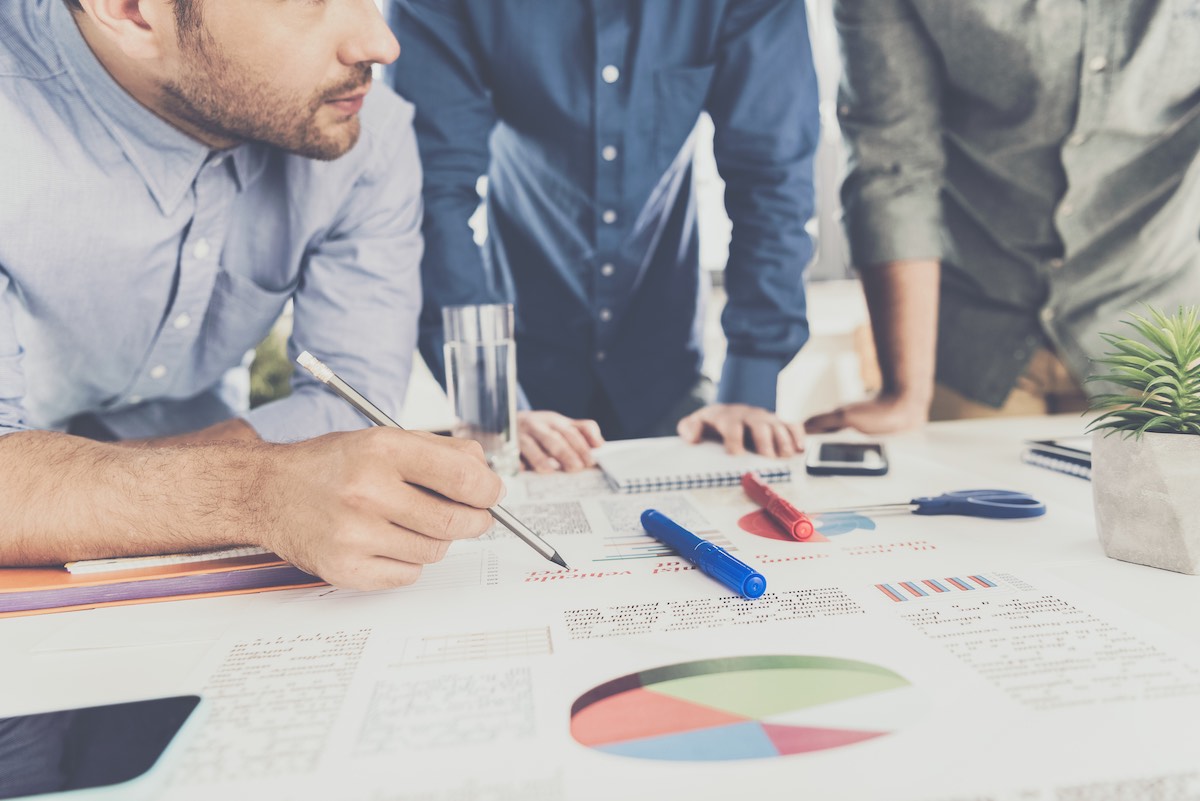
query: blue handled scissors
812 489 1046 520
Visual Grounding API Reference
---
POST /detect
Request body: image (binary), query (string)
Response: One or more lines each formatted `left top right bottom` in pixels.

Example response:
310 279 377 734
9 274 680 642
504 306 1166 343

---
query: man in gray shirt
807 0 1200 433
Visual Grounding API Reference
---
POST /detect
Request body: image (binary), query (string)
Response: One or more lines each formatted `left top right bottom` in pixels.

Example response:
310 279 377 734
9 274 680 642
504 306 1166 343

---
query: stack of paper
0 552 323 618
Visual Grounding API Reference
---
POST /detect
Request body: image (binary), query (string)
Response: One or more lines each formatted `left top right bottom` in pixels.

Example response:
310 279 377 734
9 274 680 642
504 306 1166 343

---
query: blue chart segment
877 575 999 602
814 513 876 537
599 721 779 761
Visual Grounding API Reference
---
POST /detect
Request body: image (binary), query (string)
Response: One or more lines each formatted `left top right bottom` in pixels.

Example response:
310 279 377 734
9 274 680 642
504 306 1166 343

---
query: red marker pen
741 472 815 541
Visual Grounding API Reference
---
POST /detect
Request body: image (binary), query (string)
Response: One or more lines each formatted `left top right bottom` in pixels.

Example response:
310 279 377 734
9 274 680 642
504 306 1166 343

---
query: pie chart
570 655 916 761
738 511 876 541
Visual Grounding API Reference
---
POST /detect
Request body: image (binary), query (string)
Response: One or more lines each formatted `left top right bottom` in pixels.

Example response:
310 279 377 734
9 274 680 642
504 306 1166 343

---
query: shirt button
192 239 211 259
209 155 226 169
149 364 168 379
1088 56 1108 73
599 308 612 322
596 351 606 362
173 312 192 329
601 145 618 162
1041 307 1056 324
838 104 850 117
128 395 142 405
602 209 618 224
1066 133 1088 147
1048 258 1064 270
601 65 620 84
1060 202 1074 217
600 263 615 277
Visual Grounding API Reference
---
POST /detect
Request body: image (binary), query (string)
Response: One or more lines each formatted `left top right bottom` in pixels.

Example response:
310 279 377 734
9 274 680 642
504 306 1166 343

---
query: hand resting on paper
517 410 605 473
676 403 805 458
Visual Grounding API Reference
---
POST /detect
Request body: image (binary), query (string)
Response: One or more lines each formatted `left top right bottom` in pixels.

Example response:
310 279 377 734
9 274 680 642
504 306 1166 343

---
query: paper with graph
157 464 1200 801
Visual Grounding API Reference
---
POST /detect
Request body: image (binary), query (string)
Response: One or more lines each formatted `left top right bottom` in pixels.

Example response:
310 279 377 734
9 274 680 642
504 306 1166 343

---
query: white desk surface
4 416 1200 800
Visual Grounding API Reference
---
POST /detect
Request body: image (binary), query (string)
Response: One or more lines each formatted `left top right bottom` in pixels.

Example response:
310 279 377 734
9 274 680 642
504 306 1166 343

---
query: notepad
593 436 792 493
0 553 324 618
1021 437 1092 480
66 545 272 575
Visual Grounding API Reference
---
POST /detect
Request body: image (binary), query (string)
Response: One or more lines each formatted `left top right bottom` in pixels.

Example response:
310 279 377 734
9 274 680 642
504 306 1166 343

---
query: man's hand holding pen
259 429 504 591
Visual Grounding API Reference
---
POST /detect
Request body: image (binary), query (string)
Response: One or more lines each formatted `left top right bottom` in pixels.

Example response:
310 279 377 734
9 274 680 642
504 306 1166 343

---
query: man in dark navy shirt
391 0 819 471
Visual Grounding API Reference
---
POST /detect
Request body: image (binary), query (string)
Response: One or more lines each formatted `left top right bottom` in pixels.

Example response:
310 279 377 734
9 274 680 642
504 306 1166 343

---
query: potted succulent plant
1087 306 1200 573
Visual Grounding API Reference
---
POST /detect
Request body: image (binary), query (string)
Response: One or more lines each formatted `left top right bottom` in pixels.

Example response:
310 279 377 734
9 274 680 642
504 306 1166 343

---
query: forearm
709 2 818 409
0 430 272 566
121 417 261 448
859 259 940 402
392 0 499 384
418 194 502 385
836 0 946 270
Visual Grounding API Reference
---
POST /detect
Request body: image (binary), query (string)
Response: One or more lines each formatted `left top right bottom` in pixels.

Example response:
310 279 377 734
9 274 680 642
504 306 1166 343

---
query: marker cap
696 543 768 599
769 499 815 540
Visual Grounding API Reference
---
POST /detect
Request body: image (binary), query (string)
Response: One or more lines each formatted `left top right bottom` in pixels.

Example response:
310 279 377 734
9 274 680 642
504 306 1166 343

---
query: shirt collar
230 142 270 193
51 1 264 214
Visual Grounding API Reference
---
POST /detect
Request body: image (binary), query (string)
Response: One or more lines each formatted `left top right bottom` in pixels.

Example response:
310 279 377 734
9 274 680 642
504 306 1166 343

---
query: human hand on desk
804 392 929 435
517 410 605 473
676 403 805 458
261 429 503 590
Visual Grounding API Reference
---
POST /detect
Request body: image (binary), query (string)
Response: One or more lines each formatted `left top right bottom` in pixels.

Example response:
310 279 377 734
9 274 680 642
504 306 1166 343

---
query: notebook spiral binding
1020 450 1091 480
607 467 792 494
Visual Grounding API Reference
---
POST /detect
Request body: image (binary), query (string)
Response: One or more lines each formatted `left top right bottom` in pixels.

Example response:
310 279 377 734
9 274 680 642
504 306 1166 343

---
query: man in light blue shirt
0 0 503 588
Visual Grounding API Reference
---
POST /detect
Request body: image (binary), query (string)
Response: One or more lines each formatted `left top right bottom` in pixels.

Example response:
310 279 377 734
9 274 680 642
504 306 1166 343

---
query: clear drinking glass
442 303 520 476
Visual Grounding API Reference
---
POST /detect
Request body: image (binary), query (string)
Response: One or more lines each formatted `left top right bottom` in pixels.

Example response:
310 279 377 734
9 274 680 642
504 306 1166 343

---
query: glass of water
442 303 520 476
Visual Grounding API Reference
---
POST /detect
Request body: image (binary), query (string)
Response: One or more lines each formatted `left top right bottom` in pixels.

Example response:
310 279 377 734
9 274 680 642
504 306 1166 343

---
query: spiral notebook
594 436 792 493
1021 437 1092 480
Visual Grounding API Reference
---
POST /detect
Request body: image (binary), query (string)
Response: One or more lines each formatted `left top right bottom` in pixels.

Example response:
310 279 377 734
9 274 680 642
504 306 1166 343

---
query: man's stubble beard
160 28 369 161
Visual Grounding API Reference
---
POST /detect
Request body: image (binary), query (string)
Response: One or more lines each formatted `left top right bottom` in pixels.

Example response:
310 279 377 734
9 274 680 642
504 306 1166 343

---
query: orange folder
0 553 326 618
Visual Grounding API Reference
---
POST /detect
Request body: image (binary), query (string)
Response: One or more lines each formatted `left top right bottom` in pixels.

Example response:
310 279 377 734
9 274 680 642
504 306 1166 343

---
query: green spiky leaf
1086 305 1200 438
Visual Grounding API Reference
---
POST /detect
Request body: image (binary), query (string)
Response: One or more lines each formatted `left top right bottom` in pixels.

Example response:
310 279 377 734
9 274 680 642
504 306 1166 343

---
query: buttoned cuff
243 386 373 444
0 355 27 433
717 354 785 411
0 401 28 435
845 192 945 269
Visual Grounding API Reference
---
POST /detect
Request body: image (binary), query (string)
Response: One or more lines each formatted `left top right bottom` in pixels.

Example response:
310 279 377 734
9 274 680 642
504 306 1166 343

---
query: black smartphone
0 695 201 800
806 442 889 476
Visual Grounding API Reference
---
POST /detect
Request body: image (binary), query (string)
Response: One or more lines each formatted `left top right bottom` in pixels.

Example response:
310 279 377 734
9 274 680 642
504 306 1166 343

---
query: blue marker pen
641 509 767 599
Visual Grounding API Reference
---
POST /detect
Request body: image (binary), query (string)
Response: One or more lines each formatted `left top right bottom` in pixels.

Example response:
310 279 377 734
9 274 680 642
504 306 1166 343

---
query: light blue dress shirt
0 0 424 442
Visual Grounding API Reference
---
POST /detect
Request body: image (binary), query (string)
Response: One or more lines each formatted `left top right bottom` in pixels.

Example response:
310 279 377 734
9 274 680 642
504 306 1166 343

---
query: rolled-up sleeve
389 0 501 386
835 0 946 269
0 270 29 436
708 0 820 410
243 99 424 443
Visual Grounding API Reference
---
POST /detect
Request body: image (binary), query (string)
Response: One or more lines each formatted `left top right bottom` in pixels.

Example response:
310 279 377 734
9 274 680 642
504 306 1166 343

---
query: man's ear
75 0 174 61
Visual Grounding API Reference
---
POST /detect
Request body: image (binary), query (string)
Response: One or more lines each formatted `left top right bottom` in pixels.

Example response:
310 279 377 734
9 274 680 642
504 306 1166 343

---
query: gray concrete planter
1092 431 1200 573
